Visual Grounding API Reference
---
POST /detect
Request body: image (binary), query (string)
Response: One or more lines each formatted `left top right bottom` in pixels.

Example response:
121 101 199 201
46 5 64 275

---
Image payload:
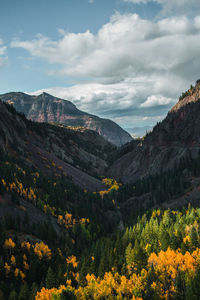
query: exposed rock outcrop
109 81 200 183
0 101 114 191
0 92 132 146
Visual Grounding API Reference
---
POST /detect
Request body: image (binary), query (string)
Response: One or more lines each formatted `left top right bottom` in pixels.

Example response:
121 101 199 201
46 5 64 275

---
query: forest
0 148 200 299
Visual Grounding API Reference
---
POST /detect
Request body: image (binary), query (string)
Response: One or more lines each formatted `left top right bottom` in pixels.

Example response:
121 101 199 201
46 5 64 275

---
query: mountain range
1 81 200 188
0 80 200 212
1 80 200 299
0 92 132 147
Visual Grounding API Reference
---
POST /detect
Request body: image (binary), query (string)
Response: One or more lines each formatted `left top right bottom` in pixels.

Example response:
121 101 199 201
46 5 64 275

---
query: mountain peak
171 79 200 113
0 91 132 146
109 79 200 183
40 91 57 98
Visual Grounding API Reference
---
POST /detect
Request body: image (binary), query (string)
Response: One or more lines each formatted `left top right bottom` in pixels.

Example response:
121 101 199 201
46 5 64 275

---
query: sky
1 0 200 129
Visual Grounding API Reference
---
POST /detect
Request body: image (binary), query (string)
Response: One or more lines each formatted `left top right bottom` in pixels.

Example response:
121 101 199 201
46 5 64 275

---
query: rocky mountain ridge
0 101 115 191
0 92 132 147
109 81 200 183
1 80 200 188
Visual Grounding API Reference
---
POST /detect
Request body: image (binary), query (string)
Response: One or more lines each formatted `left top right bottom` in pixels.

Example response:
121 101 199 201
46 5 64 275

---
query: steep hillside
2 85 200 300
0 92 132 146
0 100 115 191
109 80 200 183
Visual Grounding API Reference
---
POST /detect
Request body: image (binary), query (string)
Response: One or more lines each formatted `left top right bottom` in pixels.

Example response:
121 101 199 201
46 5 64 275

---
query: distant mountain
125 126 153 138
0 92 132 147
109 80 200 183
0 100 115 191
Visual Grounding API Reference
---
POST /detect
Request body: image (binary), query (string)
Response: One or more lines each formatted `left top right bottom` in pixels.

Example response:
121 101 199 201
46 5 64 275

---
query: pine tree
79 259 87 285
125 243 134 267
29 282 38 300
175 271 185 300
190 227 198 248
0 289 5 300
59 289 76 299
18 283 29 300
186 268 200 300
8 290 17 300
132 240 147 273
98 254 108 278
45 267 56 289
160 227 170 251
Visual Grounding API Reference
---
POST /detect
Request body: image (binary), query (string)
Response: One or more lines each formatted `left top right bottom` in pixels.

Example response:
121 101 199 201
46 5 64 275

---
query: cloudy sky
1 0 200 129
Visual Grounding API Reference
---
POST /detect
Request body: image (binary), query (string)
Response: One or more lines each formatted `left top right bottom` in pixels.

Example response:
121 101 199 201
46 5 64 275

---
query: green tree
29 282 38 300
0 289 5 300
8 290 18 300
45 267 56 289
186 268 200 300
19 283 29 300
190 227 198 248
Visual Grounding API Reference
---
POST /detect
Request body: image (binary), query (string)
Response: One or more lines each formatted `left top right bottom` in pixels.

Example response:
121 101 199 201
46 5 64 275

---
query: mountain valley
1 81 200 299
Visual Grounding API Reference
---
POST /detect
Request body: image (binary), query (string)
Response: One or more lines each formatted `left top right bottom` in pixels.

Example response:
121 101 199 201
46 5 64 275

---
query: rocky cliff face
109 81 200 183
0 92 132 147
0 101 115 191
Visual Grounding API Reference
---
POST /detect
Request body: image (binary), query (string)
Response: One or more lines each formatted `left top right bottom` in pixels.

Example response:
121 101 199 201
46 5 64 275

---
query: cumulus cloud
11 13 200 82
11 13 200 126
31 82 138 115
31 79 176 128
0 39 7 67
140 95 173 107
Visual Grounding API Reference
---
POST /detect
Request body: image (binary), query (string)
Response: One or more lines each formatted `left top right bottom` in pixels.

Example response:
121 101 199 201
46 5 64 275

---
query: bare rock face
0 92 132 147
109 81 200 183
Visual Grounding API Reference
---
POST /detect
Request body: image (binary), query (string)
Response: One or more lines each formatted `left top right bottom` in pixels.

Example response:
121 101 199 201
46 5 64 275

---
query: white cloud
31 81 138 115
31 78 177 129
140 95 173 107
0 39 7 67
11 13 200 81
11 13 200 126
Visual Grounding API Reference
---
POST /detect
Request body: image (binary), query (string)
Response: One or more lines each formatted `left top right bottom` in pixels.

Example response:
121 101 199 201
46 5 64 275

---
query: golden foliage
4 262 11 276
66 255 78 268
35 285 67 300
33 242 52 260
148 247 198 298
21 241 31 252
35 246 200 300
4 238 16 250
99 178 121 198
10 255 16 266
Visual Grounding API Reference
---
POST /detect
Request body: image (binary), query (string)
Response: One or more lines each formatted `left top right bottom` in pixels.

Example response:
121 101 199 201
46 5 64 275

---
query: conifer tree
29 282 38 300
18 283 29 300
186 269 200 300
0 290 5 300
45 267 56 289
8 290 17 300
190 227 198 248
